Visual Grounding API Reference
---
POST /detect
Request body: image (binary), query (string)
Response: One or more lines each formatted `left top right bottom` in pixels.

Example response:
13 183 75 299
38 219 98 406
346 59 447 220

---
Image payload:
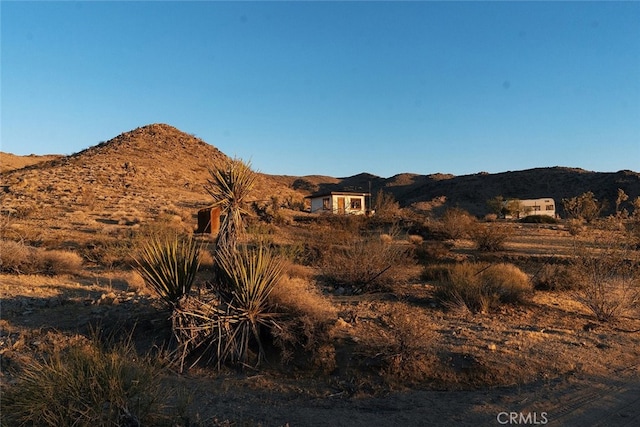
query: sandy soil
1 267 638 426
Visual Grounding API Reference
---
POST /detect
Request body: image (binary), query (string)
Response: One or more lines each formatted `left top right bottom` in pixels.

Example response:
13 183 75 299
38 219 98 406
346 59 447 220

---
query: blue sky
2 1 639 177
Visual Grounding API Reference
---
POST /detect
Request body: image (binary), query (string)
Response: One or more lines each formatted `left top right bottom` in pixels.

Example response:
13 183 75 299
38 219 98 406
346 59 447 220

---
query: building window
350 198 362 210
322 197 330 210
546 205 554 211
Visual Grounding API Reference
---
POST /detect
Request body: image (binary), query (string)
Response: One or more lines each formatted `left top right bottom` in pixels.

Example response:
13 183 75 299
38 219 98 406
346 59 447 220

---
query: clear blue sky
2 1 639 178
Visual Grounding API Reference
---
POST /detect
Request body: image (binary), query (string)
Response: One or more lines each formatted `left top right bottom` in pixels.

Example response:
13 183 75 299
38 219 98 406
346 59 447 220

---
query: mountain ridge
2 124 639 219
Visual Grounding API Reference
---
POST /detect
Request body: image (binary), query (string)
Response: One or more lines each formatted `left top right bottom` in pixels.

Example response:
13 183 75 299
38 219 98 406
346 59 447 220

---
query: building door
337 197 346 214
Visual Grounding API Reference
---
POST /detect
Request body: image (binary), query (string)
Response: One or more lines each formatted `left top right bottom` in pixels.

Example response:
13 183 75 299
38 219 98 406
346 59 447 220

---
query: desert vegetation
1 127 639 425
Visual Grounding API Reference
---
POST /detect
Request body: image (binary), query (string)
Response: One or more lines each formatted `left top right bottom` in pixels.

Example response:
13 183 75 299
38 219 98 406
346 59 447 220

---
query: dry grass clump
1 335 169 427
438 207 476 239
346 301 439 388
321 235 412 293
407 234 424 245
571 231 640 321
0 239 32 273
375 302 439 385
39 249 84 275
270 274 337 322
0 239 83 275
468 223 510 252
431 262 532 313
269 274 339 370
533 263 583 291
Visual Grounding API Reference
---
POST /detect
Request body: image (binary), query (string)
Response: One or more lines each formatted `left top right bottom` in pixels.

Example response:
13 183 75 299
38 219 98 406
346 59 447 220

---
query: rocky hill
2 124 639 229
277 168 640 217
0 124 303 246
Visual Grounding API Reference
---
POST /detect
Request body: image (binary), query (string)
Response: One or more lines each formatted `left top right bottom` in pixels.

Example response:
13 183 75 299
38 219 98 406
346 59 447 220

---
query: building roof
305 191 371 199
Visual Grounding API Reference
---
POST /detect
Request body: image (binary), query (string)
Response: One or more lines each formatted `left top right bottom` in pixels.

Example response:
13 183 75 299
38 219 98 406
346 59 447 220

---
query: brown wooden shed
196 206 221 234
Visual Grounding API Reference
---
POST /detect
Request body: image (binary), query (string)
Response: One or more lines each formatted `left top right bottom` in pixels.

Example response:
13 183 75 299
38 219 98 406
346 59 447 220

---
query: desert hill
380 167 640 216
274 167 640 217
2 123 639 228
0 124 303 246
0 152 62 173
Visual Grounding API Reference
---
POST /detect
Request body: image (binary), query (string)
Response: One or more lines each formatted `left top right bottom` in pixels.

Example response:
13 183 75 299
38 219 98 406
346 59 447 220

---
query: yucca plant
205 158 257 253
133 233 202 310
172 244 284 370
215 244 284 366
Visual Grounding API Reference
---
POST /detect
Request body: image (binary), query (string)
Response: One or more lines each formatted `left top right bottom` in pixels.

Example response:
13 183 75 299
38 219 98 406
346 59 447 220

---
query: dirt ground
1 262 639 426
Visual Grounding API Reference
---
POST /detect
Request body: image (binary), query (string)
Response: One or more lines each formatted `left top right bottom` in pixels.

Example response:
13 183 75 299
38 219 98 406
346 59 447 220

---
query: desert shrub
414 241 454 264
351 301 438 386
133 233 202 310
408 234 424 245
0 240 83 275
421 263 453 282
379 233 393 244
39 249 84 275
484 213 498 222
269 274 338 368
172 244 284 370
562 191 607 223
1 337 167 427
374 189 401 219
571 231 640 321
433 262 532 312
566 218 587 236
533 264 583 291
439 208 476 239
520 215 558 224
321 234 412 293
0 239 34 273
468 222 509 252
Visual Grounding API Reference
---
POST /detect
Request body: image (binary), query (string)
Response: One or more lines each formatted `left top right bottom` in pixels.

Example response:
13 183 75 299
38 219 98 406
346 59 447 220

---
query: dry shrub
567 218 587 236
469 223 509 252
321 235 412 293
1 335 168 427
0 239 33 273
571 230 640 321
122 270 149 294
379 233 393 244
270 275 337 323
408 234 424 245
39 249 83 275
0 240 82 275
439 207 476 239
269 274 338 370
351 302 438 387
484 213 498 222
415 241 454 264
533 263 583 291
433 262 532 313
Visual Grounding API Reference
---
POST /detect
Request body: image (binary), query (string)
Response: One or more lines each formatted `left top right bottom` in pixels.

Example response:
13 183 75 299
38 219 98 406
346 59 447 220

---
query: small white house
306 191 371 215
516 198 556 218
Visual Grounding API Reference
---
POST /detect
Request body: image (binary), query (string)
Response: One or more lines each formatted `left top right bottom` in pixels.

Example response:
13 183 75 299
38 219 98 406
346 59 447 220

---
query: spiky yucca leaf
205 158 257 252
213 244 284 367
133 233 202 309
217 244 284 314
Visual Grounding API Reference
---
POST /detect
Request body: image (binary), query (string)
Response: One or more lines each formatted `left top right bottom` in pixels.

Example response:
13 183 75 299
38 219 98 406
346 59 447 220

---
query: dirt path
189 368 640 426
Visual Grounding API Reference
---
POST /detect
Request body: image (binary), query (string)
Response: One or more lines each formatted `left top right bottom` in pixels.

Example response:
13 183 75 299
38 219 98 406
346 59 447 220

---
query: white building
306 191 371 215
516 198 556 218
